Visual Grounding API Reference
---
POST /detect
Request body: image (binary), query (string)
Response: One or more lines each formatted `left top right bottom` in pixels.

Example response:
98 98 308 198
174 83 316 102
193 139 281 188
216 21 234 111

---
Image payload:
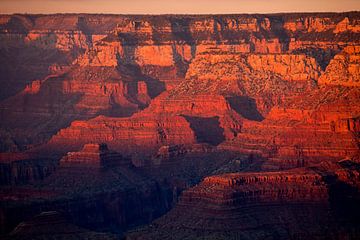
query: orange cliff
185 51 322 83
47 114 196 158
46 44 360 168
284 16 360 33
0 12 359 162
31 47 360 167
318 46 360 86
0 12 360 240
177 48 359 167
60 143 131 168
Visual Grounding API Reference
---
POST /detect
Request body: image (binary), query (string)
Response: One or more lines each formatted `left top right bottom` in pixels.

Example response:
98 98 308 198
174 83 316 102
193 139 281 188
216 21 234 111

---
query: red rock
318 46 360 86
247 54 322 81
284 17 335 32
25 30 89 51
186 51 322 82
334 17 360 33
60 143 130 168
251 37 283 53
1 12 360 240
127 167 359 239
47 114 196 158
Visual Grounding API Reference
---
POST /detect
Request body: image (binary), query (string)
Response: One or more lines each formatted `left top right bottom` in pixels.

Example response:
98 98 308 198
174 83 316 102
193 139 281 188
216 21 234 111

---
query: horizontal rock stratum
0 12 359 240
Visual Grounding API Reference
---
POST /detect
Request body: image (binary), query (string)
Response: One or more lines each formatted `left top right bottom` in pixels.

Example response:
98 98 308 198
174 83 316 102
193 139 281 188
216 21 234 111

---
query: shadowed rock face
184 116 225 146
127 165 360 240
0 151 176 236
5 211 118 240
0 12 360 239
227 96 264 121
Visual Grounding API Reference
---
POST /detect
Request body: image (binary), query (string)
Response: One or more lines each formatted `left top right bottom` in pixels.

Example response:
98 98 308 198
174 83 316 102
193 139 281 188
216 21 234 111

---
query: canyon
0 12 359 239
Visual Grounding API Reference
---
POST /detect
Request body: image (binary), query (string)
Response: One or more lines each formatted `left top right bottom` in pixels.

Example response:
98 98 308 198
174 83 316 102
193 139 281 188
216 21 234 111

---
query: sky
0 0 359 14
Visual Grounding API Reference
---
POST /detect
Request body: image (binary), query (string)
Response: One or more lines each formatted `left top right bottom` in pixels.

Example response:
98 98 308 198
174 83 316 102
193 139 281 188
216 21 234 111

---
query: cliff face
59 143 131 168
127 163 360 240
0 12 360 239
0 159 176 236
1 13 359 154
47 114 196 158
319 46 360 86
0 157 57 185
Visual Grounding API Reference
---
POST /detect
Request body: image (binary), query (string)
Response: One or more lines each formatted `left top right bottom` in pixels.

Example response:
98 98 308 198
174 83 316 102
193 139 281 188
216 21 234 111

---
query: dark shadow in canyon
0 15 81 101
0 46 69 101
77 16 93 46
269 16 291 52
227 96 264 121
0 74 88 152
0 166 175 236
2 15 32 33
117 33 166 99
0 157 58 185
292 47 339 71
183 116 225 146
213 17 223 45
0 149 241 236
170 17 196 78
214 16 253 46
322 171 360 237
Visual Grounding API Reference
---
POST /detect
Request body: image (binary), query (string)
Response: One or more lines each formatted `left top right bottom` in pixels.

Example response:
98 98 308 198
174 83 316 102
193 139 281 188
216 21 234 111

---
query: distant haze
0 0 359 14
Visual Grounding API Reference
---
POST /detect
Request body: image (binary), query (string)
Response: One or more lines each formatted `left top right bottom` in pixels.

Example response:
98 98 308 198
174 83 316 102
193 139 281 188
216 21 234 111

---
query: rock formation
47 113 196 158
60 143 131 168
127 163 360 239
319 46 360 86
0 158 175 236
1 13 360 153
0 12 359 239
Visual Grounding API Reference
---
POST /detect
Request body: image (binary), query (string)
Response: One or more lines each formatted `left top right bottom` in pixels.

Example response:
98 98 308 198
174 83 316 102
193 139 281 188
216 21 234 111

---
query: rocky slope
127 161 360 239
0 150 173 236
0 12 360 239
1 12 360 152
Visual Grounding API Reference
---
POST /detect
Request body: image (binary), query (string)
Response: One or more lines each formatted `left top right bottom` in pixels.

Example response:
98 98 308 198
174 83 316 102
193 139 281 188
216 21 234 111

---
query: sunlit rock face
0 12 360 239
319 46 360 86
59 143 131 168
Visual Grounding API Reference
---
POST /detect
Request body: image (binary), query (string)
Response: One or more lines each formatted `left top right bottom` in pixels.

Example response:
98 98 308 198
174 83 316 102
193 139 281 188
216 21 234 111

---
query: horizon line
2 10 359 16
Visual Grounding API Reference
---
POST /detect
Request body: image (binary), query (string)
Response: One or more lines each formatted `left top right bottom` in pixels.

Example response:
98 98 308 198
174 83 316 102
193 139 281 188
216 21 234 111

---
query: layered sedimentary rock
60 143 131 168
175 47 360 168
319 46 360 86
0 12 360 239
186 51 322 83
1 12 360 152
0 161 176 235
48 114 196 157
127 164 360 239
247 54 322 81
179 170 328 209
283 16 360 33
152 143 213 166
0 64 156 151
221 85 360 169
44 45 360 167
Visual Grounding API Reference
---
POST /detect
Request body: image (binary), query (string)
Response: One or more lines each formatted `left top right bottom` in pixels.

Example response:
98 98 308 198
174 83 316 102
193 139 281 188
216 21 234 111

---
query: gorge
0 12 359 239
